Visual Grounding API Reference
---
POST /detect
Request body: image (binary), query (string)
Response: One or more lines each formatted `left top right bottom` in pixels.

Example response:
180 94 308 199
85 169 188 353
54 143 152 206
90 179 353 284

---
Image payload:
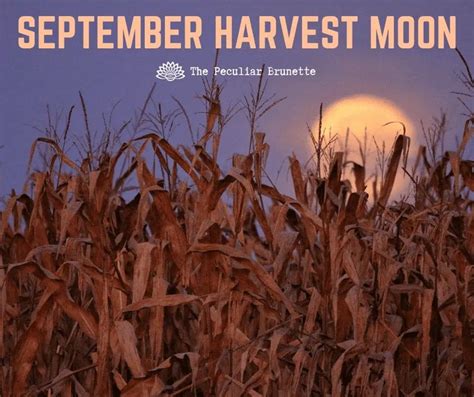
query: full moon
312 94 417 200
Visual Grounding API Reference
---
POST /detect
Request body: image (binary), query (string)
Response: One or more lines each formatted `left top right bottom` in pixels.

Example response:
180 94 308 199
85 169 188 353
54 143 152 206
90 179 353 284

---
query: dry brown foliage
0 82 474 396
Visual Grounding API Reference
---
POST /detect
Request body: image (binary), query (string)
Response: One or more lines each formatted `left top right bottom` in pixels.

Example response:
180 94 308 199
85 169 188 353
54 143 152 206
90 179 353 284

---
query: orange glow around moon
313 94 417 200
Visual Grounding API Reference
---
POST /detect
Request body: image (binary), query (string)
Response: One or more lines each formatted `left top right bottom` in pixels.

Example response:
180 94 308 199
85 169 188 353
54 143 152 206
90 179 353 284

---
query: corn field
1 71 474 396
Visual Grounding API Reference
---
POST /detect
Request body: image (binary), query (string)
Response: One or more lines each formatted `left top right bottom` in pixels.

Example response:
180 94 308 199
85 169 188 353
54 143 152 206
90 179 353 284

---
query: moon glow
314 94 417 200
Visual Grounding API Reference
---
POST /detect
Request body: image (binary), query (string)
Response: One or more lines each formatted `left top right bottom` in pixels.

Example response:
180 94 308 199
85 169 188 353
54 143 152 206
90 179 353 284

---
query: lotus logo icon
156 61 185 82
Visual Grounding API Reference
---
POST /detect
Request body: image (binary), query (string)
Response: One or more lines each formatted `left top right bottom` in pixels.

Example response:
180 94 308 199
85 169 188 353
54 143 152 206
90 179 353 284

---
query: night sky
1 0 472 195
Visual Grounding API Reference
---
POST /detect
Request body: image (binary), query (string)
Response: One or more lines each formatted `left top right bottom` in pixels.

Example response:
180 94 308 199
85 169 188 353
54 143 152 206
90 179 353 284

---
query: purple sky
1 0 473 195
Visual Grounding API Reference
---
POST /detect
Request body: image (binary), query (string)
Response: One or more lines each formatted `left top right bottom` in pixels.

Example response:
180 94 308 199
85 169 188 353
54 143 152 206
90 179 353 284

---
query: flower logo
156 61 185 82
